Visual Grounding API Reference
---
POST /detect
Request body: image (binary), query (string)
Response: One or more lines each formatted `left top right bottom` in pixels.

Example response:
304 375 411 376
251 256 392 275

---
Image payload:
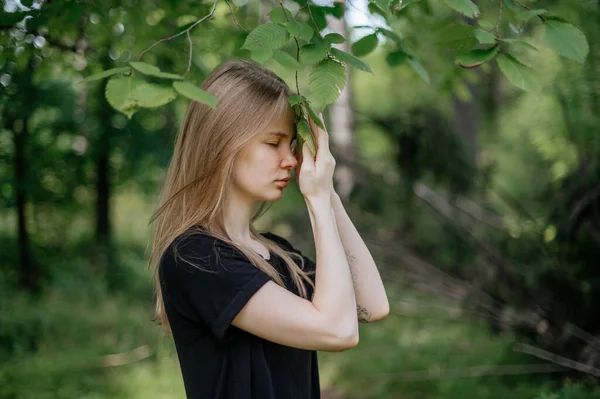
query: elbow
369 302 390 323
330 326 359 352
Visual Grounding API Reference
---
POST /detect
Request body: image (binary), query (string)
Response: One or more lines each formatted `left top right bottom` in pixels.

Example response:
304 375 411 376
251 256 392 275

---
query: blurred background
1 0 599 398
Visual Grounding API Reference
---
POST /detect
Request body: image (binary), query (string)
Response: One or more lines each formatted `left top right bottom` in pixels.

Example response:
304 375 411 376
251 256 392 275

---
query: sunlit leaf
544 19 589 64
324 33 345 44
296 118 316 156
496 53 541 92
76 67 131 85
273 50 302 70
242 23 289 51
351 33 379 57
330 48 373 73
517 9 547 22
309 58 347 105
269 7 294 24
306 103 325 129
105 77 145 119
288 95 306 106
498 38 538 52
442 0 480 19
300 43 329 65
437 25 477 51
129 62 184 80
456 45 499 68
129 82 177 108
173 81 218 109
473 28 496 45
250 48 274 64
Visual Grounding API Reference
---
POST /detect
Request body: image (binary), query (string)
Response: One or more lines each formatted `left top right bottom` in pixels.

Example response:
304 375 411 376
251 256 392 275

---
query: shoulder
160 229 245 276
260 231 295 251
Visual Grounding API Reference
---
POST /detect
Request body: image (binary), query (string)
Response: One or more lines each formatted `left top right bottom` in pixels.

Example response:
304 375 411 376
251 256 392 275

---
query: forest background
1 0 600 397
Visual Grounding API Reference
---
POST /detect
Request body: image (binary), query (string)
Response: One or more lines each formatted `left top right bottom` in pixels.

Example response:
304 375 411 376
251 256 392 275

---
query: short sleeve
160 233 272 342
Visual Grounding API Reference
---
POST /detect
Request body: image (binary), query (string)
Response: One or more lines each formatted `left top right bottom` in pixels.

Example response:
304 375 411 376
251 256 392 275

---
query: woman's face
231 108 298 203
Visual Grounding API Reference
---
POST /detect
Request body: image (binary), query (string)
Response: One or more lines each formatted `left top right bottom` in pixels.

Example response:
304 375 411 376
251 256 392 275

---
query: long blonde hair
149 59 315 335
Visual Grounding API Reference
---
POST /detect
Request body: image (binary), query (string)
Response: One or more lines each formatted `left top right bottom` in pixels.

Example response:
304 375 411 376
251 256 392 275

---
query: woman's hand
295 113 336 203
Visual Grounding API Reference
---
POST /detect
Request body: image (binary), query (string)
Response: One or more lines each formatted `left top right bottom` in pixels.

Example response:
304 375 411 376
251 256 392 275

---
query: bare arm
231 198 358 351
231 126 358 351
329 191 389 323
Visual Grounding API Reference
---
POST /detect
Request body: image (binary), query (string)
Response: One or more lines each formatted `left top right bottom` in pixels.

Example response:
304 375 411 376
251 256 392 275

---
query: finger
301 142 315 170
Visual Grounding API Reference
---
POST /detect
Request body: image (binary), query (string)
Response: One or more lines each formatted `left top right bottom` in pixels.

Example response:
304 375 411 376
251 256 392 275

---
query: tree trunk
326 1 357 201
11 59 40 292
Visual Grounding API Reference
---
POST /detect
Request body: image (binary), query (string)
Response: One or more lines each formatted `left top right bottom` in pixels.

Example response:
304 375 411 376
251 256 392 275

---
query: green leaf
309 58 347 105
129 62 184 80
377 28 403 45
371 0 391 14
394 0 421 12
498 38 538 52
273 50 303 70
544 19 589 64
298 22 315 42
437 25 477 51
517 9 547 22
242 23 290 51
386 49 408 66
496 53 541 92
296 118 316 156
407 56 430 83
300 43 329 65
250 48 274 64
105 77 145 119
456 45 499 68
309 6 328 30
478 20 495 30
129 83 177 108
286 21 302 38
442 0 480 19
287 21 314 42
324 33 346 44
305 103 325 130
330 47 373 73
77 67 131 85
351 33 379 57
473 28 496 45
269 7 294 24
173 81 218 109
288 95 306 106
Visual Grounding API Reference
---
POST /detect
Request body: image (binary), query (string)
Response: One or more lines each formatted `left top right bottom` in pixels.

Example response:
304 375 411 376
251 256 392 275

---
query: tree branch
136 0 219 74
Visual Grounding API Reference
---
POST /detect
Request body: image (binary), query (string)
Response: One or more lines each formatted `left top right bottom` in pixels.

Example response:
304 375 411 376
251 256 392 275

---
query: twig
184 30 193 78
225 0 248 32
494 0 503 35
511 0 546 22
306 2 324 40
277 0 301 94
514 342 600 377
136 0 219 68
294 3 308 19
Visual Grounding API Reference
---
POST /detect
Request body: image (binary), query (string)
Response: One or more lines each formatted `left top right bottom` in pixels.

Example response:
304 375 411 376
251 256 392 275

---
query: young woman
149 59 389 398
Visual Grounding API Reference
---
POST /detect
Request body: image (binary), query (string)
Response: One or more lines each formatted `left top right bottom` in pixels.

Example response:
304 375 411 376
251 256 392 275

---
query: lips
276 177 291 182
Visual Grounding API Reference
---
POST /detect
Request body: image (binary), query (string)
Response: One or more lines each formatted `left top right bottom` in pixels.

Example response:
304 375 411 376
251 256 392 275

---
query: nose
281 146 298 169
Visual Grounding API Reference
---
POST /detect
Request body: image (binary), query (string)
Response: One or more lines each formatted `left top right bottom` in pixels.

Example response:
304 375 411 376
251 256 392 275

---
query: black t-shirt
159 229 320 399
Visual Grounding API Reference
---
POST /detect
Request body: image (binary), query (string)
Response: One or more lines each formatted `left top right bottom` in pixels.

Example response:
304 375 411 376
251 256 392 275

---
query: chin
261 189 284 202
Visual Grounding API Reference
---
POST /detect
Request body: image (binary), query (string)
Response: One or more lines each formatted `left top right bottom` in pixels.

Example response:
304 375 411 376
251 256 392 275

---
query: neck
223 187 256 243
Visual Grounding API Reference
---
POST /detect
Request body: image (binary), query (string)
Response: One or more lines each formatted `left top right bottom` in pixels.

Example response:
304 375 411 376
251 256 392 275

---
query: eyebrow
268 131 297 139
